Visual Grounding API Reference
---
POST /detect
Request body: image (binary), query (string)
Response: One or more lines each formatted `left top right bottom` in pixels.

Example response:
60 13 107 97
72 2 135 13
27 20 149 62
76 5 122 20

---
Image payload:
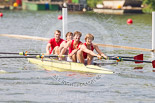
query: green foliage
87 0 103 8
142 5 152 13
143 0 155 11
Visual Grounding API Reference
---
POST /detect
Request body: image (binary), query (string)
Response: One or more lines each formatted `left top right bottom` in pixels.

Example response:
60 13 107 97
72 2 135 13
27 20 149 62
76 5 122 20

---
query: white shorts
67 57 72 62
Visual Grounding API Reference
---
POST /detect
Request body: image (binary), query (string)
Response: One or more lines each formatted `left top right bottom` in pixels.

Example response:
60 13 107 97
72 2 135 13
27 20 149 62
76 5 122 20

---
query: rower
77 33 107 65
58 32 73 55
46 30 64 55
59 31 83 62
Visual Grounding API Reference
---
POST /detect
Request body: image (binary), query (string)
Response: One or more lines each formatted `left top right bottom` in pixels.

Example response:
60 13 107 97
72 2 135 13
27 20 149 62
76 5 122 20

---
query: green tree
87 0 103 8
143 0 155 11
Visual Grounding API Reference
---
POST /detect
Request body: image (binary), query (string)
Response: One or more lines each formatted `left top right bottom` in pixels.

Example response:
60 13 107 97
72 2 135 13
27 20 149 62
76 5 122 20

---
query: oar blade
152 60 155 68
134 54 143 63
134 67 143 70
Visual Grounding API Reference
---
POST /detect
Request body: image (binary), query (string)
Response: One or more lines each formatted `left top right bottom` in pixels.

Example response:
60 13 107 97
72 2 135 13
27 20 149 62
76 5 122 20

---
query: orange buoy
127 19 133 25
117 5 121 9
13 2 18 7
0 13 3 17
58 15 62 20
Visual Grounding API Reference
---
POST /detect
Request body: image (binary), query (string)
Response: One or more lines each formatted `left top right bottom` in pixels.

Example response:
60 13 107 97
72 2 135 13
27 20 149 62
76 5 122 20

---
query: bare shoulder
80 44 86 50
62 41 66 44
92 43 98 48
60 41 65 46
47 43 51 47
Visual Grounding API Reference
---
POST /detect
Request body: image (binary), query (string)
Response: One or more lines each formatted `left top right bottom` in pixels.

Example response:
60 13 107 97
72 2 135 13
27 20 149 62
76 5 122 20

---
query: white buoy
152 12 155 50
62 7 68 40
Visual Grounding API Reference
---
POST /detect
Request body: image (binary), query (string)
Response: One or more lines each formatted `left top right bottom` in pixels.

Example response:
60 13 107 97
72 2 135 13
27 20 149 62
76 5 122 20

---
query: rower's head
85 33 94 44
54 30 61 40
66 32 73 41
73 31 82 42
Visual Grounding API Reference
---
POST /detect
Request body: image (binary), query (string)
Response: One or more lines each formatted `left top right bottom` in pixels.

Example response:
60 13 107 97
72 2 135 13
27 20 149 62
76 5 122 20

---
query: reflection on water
0 10 154 102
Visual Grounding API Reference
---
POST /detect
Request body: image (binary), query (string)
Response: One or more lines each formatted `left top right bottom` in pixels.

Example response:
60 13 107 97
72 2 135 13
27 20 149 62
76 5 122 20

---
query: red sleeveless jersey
69 40 82 54
83 43 94 59
48 38 64 54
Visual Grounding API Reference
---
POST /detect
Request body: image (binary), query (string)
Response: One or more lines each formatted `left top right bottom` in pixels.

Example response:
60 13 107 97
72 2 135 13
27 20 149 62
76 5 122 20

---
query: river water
0 10 155 102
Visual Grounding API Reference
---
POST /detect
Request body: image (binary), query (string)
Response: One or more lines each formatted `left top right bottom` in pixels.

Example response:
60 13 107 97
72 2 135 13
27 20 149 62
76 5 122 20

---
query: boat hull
28 58 114 74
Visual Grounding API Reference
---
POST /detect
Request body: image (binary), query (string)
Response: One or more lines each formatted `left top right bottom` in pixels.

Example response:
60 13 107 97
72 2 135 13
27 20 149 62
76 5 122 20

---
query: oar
0 54 67 58
108 54 143 62
0 52 41 56
108 57 155 68
95 54 143 62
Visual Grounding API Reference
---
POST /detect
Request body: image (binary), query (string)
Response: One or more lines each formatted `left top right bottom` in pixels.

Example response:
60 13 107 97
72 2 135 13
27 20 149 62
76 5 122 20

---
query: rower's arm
81 45 98 57
60 41 71 55
94 45 107 58
59 41 65 51
69 49 78 57
46 43 51 55
69 43 83 56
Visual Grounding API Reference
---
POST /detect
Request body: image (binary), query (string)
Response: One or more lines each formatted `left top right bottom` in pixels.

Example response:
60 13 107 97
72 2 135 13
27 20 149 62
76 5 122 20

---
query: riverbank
0 0 154 14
